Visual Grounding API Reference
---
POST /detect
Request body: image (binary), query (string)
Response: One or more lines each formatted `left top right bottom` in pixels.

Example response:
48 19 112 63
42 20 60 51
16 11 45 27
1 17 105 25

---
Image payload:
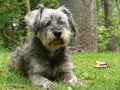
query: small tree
23 0 31 42
103 0 118 51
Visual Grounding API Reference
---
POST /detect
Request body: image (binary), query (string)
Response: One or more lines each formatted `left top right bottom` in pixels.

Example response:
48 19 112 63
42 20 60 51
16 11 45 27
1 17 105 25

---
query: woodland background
0 0 120 52
0 1 120 89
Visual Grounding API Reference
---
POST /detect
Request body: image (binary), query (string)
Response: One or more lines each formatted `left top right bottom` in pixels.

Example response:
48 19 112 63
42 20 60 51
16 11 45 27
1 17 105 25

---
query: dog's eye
45 21 51 27
58 20 65 24
58 17 65 24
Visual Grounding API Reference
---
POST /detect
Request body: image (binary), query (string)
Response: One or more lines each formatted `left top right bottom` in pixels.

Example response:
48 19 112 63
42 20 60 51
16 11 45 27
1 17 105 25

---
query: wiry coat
9 36 72 78
8 4 81 88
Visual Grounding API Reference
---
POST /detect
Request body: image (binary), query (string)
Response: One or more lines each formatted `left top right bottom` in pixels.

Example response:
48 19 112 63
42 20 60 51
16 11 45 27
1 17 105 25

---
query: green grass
0 50 120 90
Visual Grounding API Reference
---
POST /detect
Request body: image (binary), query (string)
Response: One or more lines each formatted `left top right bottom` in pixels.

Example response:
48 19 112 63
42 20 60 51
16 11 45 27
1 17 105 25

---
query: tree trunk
103 0 118 51
59 0 98 52
23 0 31 42
116 0 120 12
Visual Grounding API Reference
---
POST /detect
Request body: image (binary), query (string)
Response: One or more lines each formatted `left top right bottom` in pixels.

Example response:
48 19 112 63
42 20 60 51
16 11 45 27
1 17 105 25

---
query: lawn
0 50 120 90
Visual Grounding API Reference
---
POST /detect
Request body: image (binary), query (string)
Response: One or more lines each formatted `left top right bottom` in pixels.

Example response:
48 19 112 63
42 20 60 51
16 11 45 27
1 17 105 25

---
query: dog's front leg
29 74 57 88
62 72 82 87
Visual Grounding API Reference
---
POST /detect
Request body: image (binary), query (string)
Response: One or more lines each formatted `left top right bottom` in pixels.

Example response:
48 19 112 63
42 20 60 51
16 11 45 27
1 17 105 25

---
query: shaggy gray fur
8 4 81 88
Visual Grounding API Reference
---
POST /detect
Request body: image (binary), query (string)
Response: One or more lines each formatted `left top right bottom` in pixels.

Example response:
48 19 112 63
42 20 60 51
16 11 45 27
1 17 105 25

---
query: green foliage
97 22 120 52
30 0 60 10
97 25 109 52
97 0 120 52
39 0 60 8
0 0 25 50
0 0 23 25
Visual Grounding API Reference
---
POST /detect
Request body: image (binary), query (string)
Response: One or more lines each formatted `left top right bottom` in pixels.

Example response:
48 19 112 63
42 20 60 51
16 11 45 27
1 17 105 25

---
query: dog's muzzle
48 29 65 46
49 29 64 46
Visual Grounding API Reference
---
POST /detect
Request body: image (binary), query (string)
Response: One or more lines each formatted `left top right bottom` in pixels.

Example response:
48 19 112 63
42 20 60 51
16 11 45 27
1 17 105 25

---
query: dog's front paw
39 80 57 89
29 75 57 89
63 73 83 87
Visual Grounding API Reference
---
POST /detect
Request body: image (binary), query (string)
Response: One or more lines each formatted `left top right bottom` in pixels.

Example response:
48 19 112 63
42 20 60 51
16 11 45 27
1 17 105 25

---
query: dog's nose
54 31 62 38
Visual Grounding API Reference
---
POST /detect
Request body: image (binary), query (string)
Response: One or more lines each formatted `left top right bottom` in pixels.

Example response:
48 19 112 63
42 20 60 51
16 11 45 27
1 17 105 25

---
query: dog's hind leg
8 46 23 71
8 46 27 74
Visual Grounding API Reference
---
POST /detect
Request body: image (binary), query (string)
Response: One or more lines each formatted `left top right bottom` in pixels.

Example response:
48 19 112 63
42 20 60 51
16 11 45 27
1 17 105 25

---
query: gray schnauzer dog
8 4 81 88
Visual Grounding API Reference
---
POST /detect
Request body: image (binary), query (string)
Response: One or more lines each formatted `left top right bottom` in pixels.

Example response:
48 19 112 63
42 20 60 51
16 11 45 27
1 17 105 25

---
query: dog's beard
49 38 64 46
37 28 71 52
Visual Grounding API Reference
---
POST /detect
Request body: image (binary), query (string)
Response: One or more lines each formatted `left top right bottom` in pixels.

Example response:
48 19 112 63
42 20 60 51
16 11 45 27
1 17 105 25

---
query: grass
0 50 120 90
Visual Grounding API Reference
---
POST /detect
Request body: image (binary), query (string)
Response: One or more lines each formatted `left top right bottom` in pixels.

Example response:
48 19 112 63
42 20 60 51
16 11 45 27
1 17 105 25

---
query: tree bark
116 0 120 12
23 0 31 43
59 0 98 52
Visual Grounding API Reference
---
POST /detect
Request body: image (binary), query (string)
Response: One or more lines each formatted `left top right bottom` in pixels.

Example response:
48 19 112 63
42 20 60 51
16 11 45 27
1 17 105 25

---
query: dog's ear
25 10 40 30
25 4 45 33
59 6 77 37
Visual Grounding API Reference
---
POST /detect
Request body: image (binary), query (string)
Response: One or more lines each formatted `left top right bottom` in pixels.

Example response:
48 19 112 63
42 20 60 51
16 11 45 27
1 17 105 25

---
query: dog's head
25 4 76 52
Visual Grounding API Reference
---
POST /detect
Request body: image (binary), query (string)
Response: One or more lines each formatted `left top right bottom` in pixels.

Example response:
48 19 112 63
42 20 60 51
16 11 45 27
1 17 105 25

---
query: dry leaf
95 61 108 68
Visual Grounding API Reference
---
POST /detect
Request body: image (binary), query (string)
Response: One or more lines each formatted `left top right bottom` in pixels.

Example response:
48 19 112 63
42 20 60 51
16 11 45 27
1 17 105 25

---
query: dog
8 4 81 88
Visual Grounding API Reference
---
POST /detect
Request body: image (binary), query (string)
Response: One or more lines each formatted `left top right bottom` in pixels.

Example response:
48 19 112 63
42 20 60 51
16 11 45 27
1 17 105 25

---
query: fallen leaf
95 61 108 68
